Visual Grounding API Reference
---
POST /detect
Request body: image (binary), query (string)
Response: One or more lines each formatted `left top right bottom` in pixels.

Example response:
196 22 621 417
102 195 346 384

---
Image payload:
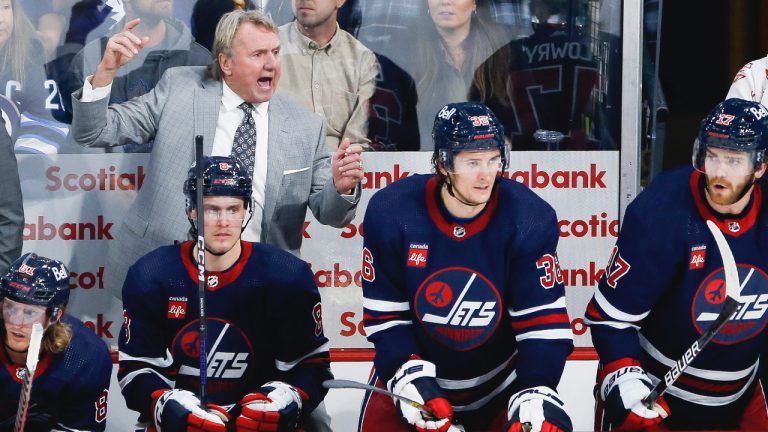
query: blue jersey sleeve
118 262 176 421
361 190 421 383
585 194 681 365
505 196 573 390
57 323 113 431
267 257 332 418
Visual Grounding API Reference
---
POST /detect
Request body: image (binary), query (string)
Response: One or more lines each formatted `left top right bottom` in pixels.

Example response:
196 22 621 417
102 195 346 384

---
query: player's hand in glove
506 386 572 432
600 359 670 431
387 357 454 432
236 381 303 432
151 389 229 432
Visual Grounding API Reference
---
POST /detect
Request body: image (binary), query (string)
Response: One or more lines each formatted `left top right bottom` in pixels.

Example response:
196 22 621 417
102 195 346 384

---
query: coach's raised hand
92 18 149 88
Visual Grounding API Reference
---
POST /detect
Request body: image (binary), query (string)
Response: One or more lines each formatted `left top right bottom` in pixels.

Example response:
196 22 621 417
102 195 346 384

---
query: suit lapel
194 77 222 155
263 95 290 235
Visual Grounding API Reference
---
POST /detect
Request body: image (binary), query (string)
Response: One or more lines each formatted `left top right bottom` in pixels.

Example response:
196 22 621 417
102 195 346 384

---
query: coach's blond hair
210 10 278 81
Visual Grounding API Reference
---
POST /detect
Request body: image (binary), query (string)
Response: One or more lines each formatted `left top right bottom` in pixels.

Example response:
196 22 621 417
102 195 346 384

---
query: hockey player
585 98 768 431
358 102 574 432
0 252 112 431
118 156 332 432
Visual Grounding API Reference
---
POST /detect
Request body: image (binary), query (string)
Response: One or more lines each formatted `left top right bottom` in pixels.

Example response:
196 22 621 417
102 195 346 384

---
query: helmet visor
2 299 47 327
693 139 759 177
446 149 506 175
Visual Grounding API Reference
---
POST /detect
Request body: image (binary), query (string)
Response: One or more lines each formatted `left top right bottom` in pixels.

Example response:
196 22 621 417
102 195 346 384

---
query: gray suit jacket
0 115 23 274
71 66 358 297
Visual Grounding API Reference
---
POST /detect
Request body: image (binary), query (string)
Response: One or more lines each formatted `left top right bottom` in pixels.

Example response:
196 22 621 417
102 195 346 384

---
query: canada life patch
168 297 187 319
414 267 501 351
689 245 706 269
407 243 428 267
691 265 768 344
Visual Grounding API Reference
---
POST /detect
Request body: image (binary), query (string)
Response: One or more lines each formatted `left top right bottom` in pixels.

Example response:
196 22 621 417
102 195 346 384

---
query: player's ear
755 161 767 180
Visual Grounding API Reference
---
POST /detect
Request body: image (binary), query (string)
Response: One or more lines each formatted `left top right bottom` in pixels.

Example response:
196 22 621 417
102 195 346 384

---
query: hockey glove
236 381 303 432
506 386 572 432
151 389 229 432
600 359 670 431
386 357 454 432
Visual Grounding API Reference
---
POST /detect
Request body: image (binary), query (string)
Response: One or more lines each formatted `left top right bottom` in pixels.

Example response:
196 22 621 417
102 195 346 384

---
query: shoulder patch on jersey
689 245 706 270
414 267 502 351
692 265 768 344
407 243 429 268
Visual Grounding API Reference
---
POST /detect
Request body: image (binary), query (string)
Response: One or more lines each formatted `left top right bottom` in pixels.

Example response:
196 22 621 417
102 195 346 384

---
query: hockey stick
14 323 44 432
322 379 435 416
195 135 208 407
644 220 741 407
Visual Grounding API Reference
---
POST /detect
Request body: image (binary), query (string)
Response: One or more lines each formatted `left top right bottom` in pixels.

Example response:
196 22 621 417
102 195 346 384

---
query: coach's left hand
333 139 364 195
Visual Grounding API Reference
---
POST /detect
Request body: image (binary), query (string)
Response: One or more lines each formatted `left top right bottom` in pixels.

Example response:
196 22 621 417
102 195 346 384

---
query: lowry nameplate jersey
362 174 573 412
585 166 768 427
0 315 112 432
118 241 331 424
475 27 620 151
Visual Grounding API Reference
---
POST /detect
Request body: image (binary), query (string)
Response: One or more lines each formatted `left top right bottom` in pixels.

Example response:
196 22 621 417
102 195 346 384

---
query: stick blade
25 323 44 373
705 220 741 302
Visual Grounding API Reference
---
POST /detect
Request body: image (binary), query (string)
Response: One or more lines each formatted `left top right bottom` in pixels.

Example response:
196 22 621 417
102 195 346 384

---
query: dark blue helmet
183 155 253 213
1 253 70 311
693 98 768 173
432 102 507 172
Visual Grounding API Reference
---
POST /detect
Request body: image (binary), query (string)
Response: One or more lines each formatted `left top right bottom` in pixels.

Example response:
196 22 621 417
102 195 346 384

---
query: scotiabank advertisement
18 151 618 351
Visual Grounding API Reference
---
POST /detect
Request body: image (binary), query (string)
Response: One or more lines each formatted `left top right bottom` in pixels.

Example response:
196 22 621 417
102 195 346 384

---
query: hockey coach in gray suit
70 10 365 298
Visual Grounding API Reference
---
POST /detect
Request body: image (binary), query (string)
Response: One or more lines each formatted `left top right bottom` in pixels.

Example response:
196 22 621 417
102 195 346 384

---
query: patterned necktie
232 102 257 179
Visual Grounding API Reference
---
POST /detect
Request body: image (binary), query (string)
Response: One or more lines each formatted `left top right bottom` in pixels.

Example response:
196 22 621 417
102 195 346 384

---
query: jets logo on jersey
692 265 768 344
408 243 428 268
414 267 501 351
172 318 254 379
689 245 706 270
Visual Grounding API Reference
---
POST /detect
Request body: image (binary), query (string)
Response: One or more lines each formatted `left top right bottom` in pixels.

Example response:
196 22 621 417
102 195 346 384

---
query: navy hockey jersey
585 167 768 429
0 315 112 432
362 174 573 412
118 241 331 424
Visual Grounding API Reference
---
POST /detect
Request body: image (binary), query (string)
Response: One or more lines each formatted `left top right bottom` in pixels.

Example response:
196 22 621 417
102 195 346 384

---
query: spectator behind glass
18 0 78 60
58 0 211 152
0 0 68 153
402 0 511 150
277 0 378 151
472 0 620 150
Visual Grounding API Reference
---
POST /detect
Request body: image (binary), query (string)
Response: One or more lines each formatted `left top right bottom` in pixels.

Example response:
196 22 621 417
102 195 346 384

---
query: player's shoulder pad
625 166 694 223
61 315 113 372
248 241 317 287
367 173 431 211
